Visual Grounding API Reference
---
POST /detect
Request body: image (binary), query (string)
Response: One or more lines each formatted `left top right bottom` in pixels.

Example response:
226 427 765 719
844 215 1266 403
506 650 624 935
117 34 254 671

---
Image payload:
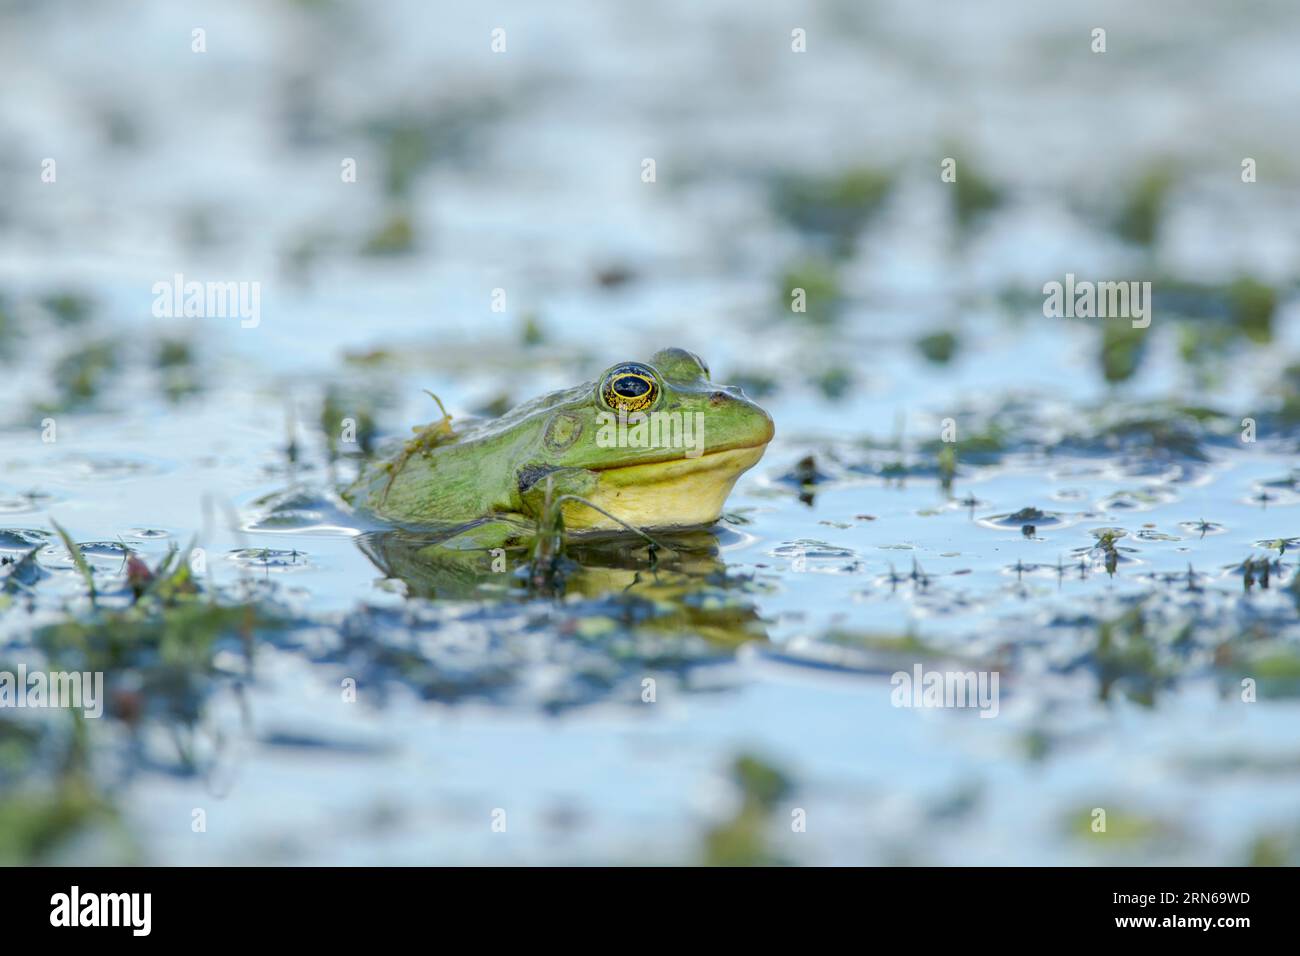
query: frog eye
600 363 660 413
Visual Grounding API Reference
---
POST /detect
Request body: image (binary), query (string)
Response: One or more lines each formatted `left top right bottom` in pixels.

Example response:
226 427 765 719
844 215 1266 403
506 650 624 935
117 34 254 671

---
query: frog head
515 348 775 530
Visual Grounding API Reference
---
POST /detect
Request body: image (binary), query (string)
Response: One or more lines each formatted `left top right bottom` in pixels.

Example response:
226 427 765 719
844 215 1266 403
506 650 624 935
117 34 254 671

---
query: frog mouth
565 444 769 531
590 440 769 473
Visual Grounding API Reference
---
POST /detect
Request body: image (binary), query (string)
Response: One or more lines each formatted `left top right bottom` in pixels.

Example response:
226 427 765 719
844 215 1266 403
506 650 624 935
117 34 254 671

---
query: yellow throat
562 445 766 532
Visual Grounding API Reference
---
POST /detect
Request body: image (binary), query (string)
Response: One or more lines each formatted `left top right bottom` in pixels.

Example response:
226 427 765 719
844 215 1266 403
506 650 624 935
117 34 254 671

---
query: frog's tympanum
343 348 774 550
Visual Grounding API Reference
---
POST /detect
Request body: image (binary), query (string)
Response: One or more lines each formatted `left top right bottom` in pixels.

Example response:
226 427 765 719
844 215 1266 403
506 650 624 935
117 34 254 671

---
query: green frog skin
343 348 774 545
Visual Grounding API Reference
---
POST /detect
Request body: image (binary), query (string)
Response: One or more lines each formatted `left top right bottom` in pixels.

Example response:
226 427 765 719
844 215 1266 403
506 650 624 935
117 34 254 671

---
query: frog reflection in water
340 348 773 609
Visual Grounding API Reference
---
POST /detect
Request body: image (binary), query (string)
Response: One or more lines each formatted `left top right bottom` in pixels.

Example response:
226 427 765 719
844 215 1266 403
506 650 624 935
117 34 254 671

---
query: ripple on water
0 494 42 515
229 548 311 571
1000 560 1068 579
1178 519 1226 537
37 540 136 571
1245 476 1300 506
244 488 360 534
0 528 51 551
1254 537 1300 553
55 455 170 481
1070 544 1143 567
1136 528 1181 542
770 539 861 573
976 507 1078 531
1096 487 1179 512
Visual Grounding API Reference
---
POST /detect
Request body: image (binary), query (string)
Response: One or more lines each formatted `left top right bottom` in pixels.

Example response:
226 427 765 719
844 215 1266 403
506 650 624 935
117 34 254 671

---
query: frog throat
561 445 766 531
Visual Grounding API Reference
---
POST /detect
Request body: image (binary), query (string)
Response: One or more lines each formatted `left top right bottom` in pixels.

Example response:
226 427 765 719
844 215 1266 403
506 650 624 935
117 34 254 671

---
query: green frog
343 347 774 551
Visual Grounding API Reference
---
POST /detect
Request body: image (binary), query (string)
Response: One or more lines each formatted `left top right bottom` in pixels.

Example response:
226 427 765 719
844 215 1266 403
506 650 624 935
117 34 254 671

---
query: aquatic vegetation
701 753 794 866
944 150 1002 230
1099 321 1147 384
778 259 842 325
1257 537 1300 555
1112 162 1176 246
1246 828 1300 867
0 533 283 861
39 292 94 326
320 386 378 459
1162 276 1279 364
919 419 1007 465
916 330 959 364
771 166 893 254
364 100 502 199
31 547 274 752
360 210 416 256
809 365 853 400
50 520 95 605
1231 554 1283 591
1179 520 1225 538
8 0 1300 866
1065 804 1179 848
1056 403 1224 463
1 548 46 596
1092 606 1164 705
1266 363 1300 424
1225 276 1278 343
0 295 17 360
0 774 127 865
43 340 120 413
979 507 1072 532
376 391 457 503
519 313 547 347
155 337 201 403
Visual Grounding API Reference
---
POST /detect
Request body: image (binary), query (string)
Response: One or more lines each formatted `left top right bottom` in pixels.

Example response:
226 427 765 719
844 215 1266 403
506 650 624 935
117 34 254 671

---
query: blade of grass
51 518 96 607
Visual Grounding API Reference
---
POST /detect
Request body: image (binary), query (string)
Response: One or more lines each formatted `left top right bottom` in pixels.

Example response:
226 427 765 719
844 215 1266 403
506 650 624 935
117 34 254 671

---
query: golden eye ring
601 363 659 413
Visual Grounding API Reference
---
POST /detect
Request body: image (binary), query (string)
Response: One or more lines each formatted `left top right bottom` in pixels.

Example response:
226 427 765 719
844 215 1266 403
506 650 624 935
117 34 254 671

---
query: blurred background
3 0 1300 865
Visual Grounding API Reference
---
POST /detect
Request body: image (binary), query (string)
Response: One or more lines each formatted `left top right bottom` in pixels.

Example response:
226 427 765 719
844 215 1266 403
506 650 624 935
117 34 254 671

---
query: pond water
3 0 1300 864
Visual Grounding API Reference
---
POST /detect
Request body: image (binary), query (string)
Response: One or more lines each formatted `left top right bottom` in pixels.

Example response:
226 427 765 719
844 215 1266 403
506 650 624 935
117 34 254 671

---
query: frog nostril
709 391 727 406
